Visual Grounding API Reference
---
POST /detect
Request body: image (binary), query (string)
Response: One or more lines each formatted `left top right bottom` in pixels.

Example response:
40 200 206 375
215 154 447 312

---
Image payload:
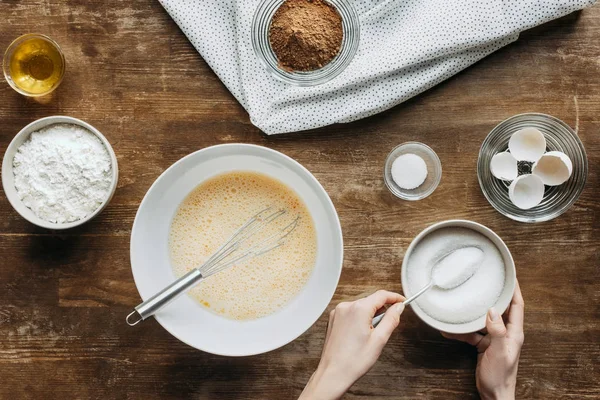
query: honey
3 34 65 96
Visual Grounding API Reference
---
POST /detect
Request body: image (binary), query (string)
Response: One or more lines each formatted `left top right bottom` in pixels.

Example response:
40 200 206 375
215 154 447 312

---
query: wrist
299 364 351 400
481 394 515 400
479 385 516 400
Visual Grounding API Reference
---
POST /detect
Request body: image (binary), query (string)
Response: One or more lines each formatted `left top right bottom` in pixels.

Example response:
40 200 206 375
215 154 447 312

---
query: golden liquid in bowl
169 171 317 320
5 35 65 95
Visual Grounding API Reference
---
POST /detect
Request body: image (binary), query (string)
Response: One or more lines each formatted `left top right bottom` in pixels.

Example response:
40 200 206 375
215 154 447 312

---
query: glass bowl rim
477 112 588 223
384 141 443 201
251 0 361 87
2 33 66 97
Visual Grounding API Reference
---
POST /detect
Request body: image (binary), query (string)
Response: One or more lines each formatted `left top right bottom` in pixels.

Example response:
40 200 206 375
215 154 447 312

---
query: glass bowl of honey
3 33 65 97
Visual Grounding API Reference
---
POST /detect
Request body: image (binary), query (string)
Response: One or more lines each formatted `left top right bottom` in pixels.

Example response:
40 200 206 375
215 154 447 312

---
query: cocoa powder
269 0 343 72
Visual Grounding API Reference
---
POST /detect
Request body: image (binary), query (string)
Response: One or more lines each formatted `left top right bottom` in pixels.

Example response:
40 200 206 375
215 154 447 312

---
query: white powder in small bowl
13 123 113 224
391 153 428 190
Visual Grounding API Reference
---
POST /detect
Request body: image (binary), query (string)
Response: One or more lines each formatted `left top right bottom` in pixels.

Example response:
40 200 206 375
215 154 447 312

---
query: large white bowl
130 144 343 356
401 220 516 334
2 116 119 230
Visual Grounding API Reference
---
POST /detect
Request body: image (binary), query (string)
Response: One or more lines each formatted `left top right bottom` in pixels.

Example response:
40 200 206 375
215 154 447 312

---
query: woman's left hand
299 290 406 400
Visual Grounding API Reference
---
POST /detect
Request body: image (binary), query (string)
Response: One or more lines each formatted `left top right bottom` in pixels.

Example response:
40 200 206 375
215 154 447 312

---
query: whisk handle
126 269 203 326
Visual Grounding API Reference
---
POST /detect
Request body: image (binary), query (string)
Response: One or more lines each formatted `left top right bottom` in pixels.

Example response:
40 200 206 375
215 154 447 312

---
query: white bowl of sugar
2 116 118 230
402 220 516 334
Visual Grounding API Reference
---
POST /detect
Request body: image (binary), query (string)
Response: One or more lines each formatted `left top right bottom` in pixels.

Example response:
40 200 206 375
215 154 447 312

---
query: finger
486 307 507 338
372 306 388 324
503 302 511 322
373 303 404 344
374 306 387 316
507 280 525 333
476 335 492 353
441 331 484 347
363 290 405 314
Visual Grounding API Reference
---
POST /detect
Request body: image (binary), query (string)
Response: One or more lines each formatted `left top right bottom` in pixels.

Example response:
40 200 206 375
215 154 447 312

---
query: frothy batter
169 171 317 320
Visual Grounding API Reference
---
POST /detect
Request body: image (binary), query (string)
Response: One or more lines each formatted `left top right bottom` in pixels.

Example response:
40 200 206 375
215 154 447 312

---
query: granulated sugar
13 123 113 224
406 227 505 324
432 246 484 290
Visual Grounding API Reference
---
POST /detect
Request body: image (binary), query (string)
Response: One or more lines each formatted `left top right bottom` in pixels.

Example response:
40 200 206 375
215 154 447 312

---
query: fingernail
489 307 499 321
395 303 405 315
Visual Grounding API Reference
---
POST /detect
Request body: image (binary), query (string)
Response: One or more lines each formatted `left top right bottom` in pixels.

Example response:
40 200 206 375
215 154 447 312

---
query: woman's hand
442 280 525 400
299 290 406 400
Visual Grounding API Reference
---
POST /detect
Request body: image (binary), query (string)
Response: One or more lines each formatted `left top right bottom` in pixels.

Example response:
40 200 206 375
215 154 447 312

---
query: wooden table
1 2 598 399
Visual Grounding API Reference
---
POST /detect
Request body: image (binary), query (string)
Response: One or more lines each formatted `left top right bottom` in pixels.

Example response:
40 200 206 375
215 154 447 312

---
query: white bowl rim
130 143 344 356
1 115 119 230
401 219 516 334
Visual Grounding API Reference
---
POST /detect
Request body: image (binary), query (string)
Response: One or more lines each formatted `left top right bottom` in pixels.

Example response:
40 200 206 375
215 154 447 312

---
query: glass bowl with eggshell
401 220 516 334
478 113 588 223
384 142 442 201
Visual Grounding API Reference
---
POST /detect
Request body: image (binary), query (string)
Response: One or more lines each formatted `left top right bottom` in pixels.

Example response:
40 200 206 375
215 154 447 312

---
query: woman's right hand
299 290 405 400
442 280 525 400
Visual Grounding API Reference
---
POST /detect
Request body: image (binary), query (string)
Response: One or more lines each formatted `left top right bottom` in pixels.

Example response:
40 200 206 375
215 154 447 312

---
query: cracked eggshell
490 152 518 181
508 174 545 210
532 151 573 186
508 128 546 162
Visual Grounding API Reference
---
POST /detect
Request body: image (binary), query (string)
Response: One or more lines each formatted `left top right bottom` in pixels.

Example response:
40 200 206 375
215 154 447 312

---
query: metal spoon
371 246 484 327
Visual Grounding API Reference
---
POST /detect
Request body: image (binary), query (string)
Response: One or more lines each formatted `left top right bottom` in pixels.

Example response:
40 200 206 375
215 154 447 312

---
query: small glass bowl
251 0 360 86
384 142 442 201
477 113 588 223
3 33 65 97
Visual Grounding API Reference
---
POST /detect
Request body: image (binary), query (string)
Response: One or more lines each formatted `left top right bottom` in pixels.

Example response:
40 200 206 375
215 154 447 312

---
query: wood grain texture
0 1 599 399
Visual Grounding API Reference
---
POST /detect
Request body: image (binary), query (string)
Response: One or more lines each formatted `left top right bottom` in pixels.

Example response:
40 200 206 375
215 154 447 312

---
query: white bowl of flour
402 220 516 334
2 116 118 229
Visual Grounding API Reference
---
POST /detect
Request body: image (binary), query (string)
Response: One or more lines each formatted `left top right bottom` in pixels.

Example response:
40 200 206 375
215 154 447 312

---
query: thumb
374 303 405 343
486 307 507 338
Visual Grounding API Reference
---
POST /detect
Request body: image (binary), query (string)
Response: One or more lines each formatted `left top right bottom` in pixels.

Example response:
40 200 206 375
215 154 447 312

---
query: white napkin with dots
159 0 595 134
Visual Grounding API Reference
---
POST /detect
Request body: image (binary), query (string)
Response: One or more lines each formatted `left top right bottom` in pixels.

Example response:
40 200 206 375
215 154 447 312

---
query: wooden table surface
1 2 598 399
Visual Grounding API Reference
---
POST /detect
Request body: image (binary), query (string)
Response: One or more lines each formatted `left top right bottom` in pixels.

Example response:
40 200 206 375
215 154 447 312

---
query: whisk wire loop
200 208 295 277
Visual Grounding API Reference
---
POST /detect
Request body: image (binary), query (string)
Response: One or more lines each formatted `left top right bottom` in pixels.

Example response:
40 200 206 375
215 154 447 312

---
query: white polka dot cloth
159 0 595 134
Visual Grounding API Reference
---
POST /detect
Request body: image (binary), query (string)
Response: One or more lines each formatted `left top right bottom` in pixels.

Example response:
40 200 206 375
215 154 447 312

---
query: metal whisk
126 207 299 326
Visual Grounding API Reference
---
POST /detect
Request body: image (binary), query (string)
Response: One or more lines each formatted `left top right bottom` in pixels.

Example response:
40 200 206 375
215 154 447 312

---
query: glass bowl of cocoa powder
252 0 360 86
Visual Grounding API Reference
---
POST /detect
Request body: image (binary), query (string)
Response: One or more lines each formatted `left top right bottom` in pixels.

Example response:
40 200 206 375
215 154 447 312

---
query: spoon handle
371 281 434 327
402 280 434 306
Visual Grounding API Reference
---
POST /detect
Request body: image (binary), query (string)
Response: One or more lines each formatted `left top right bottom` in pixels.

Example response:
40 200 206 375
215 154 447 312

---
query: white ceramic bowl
130 144 343 356
2 116 119 230
401 220 516 334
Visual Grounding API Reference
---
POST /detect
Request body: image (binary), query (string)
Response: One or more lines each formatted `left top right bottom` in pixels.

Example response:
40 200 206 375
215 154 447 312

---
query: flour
13 123 113 224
